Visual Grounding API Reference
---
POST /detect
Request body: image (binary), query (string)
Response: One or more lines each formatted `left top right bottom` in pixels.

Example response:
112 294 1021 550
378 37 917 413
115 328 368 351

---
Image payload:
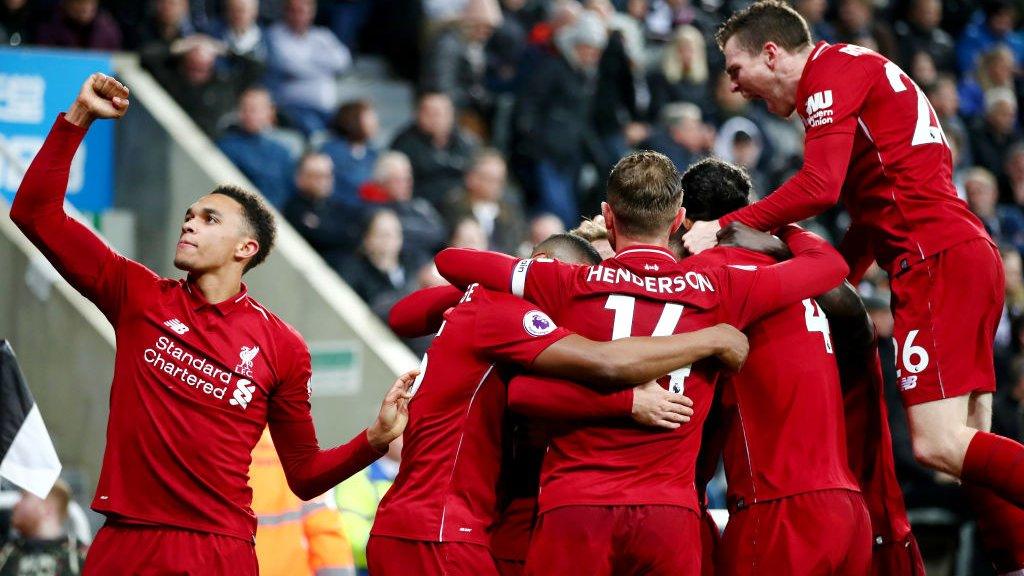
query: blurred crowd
4 0 1024 572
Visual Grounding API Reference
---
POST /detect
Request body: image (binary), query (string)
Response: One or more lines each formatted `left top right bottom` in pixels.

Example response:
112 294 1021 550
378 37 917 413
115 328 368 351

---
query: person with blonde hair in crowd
647 24 711 119
0 481 87 576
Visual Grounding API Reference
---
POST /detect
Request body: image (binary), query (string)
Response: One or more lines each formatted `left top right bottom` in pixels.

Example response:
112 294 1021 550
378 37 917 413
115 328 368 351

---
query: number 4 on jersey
605 295 690 393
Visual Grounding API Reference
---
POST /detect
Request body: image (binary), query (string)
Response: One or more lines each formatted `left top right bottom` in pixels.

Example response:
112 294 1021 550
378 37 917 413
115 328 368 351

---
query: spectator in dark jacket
217 87 296 208
284 152 363 266
338 209 416 320
320 99 380 207
0 482 87 576
964 167 1024 252
639 102 711 176
34 0 122 50
147 37 264 136
647 24 712 120
0 0 34 46
138 0 198 68
513 10 606 227
210 0 267 65
390 91 478 207
835 0 896 60
894 0 956 72
970 88 1023 177
360 151 448 265
442 149 527 256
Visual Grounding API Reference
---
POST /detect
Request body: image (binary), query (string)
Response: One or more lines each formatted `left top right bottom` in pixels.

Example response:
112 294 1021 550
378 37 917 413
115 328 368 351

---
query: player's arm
270 361 419 501
387 285 463 338
716 222 792 259
530 324 748 390
507 375 694 429
9 74 142 317
837 223 875 286
434 248 520 292
725 226 849 327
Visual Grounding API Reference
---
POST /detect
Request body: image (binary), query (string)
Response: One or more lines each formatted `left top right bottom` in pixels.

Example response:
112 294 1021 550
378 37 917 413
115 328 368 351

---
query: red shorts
366 535 498 576
718 489 872 576
83 521 256 576
890 238 1003 406
525 505 700 576
871 533 926 576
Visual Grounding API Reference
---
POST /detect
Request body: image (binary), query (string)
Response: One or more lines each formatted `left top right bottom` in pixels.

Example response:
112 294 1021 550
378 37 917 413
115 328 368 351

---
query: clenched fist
66 73 130 128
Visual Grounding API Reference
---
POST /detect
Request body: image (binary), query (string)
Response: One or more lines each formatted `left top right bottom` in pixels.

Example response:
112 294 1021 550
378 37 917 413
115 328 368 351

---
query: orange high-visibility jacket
250 429 355 576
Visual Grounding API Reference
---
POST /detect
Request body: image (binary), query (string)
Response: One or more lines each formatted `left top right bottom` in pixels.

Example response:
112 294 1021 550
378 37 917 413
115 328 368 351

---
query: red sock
963 482 1024 572
962 432 1024 508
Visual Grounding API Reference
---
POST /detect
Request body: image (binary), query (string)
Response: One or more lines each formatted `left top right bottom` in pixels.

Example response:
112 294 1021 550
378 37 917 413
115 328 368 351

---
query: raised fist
66 73 129 127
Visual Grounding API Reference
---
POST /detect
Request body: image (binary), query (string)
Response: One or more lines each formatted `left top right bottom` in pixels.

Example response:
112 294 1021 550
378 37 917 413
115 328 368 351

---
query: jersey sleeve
387 285 463 338
506 374 633 421
716 227 849 328
718 46 874 231
434 248 571 313
10 115 159 322
473 291 572 367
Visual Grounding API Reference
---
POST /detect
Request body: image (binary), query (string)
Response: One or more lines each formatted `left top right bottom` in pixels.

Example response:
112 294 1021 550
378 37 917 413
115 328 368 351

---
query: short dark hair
680 158 752 222
534 233 602 265
606 151 683 238
332 99 373 142
716 1 812 53
210 185 277 273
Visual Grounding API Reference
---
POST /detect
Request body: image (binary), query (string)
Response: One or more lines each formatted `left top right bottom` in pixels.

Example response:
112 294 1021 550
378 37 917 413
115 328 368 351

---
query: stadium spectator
265 0 352 136
0 0 32 46
1001 143 1024 204
960 45 1020 119
338 209 416 319
1002 246 1024 322
894 0 956 73
513 10 606 227
957 0 1024 73
333 437 401 576
713 120 769 197
283 152 362 267
964 167 1024 252
420 0 503 134
644 0 717 42
0 481 87 576
138 0 198 67
390 92 478 207
647 25 712 120
442 150 526 255
835 0 896 60
794 0 837 43
210 0 268 66
34 0 122 50
522 213 566 257
523 0 580 56
146 36 264 136
217 87 296 208
449 217 489 249
250 429 356 576
320 100 381 207
361 151 448 265
639 102 712 175
992 357 1024 442
970 88 1023 177
925 75 972 166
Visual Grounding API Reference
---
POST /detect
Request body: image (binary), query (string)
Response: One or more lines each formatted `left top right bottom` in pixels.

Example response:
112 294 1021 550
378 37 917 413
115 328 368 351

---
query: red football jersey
689 247 859 506
13 116 383 542
371 286 570 545
722 41 987 275
440 236 847 515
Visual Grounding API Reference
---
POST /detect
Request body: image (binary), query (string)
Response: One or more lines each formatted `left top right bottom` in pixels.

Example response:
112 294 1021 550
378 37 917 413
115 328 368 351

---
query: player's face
174 194 256 274
723 38 796 117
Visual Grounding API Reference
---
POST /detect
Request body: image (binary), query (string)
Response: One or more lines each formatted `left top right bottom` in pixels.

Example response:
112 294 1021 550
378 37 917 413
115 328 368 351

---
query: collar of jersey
614 245 677 263
182 280 250 316
799 40 832 101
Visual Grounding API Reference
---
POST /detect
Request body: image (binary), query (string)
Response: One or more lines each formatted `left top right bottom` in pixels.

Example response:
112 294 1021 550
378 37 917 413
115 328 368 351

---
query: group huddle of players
10 1 1024 575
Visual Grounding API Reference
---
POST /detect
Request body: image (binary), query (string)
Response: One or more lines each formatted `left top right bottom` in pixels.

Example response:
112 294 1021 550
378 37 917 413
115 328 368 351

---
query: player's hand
682 220 721 255
710 324 749 372
630 381 694 430
66 73 129 128
717 222 791 260
367 369 420 452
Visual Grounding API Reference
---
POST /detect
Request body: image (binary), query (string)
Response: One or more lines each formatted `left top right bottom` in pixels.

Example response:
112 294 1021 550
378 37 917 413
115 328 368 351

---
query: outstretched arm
271 370 418 500
434 248 520 292
388 285 463 338
682 131 853 254
530 324 748 390
10 74 144 319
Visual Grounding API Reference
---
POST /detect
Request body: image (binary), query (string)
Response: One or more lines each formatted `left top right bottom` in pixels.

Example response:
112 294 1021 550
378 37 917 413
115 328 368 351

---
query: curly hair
680 158 752 222
210 185 277 273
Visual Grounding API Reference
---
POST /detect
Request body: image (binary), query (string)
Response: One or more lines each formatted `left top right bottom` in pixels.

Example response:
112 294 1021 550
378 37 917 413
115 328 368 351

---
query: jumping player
10 73 417 575
680 2 1022 569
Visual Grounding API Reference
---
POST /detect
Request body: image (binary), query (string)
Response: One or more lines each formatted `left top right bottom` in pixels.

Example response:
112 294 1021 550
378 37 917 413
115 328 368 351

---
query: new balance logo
229 378 256 409
805 90 833 115
164 318 190 335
